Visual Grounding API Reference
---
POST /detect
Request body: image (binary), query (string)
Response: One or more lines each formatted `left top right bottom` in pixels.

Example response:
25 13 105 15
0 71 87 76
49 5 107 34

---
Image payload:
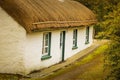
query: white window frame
73 29 78 48
42 32 50 56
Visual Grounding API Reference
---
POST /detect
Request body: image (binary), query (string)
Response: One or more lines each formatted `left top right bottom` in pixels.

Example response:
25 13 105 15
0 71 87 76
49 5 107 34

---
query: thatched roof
0 0 97 33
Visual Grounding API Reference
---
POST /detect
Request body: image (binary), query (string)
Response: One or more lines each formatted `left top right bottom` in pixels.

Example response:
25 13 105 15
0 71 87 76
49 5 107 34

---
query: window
85 27 89 44
41 32 51 60
72 29 78 49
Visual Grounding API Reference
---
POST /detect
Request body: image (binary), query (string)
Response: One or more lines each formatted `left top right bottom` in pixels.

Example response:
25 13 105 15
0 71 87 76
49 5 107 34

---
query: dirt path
42 53 103 80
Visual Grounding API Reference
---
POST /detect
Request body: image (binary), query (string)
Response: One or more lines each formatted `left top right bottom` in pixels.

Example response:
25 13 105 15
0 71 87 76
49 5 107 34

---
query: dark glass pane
73 40 75 45
45 39 48 46
73 30 75 38
45 47 48 53
45 34 49 40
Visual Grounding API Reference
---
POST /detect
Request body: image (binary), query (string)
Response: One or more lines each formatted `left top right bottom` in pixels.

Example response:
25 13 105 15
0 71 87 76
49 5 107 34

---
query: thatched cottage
0 0 97 75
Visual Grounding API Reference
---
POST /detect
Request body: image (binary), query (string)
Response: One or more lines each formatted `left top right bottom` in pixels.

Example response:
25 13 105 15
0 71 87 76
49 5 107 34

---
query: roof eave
30 20 97 32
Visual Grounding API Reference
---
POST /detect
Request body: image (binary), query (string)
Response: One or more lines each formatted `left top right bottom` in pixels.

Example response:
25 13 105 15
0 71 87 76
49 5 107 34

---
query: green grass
76 53 104 80
75 44 108 66
0 74 21 80
75 44 109 80
31 44 109 80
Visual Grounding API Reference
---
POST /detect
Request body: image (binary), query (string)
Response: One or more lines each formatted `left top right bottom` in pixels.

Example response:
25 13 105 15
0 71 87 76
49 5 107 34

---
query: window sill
41 55 52 60
85 41 89 44
72 46 78 50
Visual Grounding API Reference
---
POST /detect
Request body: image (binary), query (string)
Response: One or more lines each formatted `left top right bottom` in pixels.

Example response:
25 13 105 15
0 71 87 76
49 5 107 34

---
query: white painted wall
64 27 93 60
24 26 93 74
0 7 27 74
24 31 62 74
24 32 42 74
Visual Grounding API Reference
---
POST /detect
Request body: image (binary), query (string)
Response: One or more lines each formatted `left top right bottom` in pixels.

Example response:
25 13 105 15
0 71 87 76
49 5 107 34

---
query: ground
28 43 108 80
43 54 104 80
0 41 108 80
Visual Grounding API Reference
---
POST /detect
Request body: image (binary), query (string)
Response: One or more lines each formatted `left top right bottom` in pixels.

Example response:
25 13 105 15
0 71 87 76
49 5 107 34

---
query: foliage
75 0 120 79
103 4 120 78
104 42 120 80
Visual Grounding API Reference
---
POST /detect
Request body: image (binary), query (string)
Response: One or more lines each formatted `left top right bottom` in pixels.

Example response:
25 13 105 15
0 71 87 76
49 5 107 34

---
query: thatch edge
32 20 97 32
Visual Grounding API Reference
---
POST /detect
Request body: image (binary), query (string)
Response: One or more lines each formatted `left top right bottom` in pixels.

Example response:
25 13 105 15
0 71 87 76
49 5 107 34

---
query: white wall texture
0 7 93 75
0 7 27 74
24 27 93 74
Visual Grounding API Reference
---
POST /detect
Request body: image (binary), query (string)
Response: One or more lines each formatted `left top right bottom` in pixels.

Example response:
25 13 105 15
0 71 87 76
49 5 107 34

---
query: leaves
75 0 120 79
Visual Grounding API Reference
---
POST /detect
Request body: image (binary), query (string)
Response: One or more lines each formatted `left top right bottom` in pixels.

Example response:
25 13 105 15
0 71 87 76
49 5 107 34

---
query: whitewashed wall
0 7 26 74
24 31 62 74
24 26 93 74
63 27 93 60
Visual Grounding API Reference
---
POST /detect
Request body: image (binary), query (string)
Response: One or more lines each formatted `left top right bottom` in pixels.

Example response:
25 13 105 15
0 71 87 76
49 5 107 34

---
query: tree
103 2 120 80
75 0 120 79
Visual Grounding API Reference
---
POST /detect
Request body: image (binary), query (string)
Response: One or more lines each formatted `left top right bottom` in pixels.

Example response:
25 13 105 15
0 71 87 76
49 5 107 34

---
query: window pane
86 27 89 43
73 29 77 47
43 33 50 54
45 39 48 46
45 47 48 53
73 30 76 39
44 33 49 46
73 40 75 45
45 34 49 40
42 32 52 56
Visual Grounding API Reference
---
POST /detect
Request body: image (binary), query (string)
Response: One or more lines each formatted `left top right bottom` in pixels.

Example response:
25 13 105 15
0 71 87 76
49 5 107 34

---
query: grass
74 44 108 80
75 44 108 65
0 74 21 80
76 53 104 80
30 43 109 80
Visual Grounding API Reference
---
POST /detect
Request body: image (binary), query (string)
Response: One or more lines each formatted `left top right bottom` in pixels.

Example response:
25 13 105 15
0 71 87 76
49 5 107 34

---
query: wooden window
72 29 78 49
85 27 89 44
41 32 51 60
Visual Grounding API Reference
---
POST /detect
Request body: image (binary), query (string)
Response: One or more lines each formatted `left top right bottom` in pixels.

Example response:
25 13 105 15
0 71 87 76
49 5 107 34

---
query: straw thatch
0 0 97 33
